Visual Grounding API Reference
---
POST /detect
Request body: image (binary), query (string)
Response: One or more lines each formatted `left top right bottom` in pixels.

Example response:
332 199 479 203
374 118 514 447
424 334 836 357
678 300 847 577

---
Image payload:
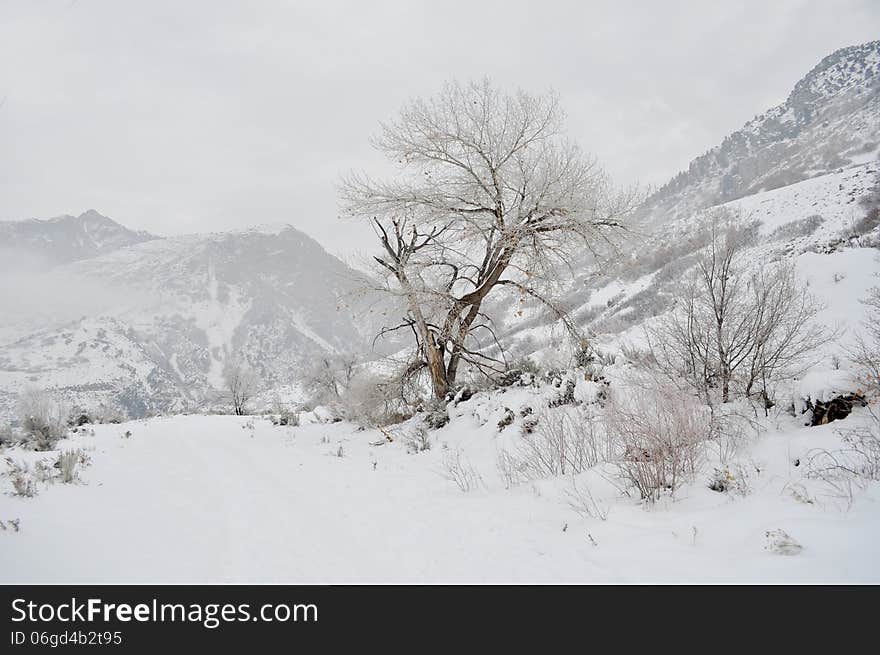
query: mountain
0 209 158 268
0 220 385 420
638 40 880 226
497 41 880 353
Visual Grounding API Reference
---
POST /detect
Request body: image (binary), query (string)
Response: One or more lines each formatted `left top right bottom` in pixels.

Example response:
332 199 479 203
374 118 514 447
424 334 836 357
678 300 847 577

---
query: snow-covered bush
606 388 710 502
18 388 69 451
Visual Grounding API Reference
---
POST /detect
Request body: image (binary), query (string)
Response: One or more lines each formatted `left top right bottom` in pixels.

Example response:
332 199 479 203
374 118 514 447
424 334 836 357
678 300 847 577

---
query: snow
1 393 878 583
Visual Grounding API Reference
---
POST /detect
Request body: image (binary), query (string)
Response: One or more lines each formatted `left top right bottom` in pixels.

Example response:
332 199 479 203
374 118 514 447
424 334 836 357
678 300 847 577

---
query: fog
1 1 878 256
0 249 154 340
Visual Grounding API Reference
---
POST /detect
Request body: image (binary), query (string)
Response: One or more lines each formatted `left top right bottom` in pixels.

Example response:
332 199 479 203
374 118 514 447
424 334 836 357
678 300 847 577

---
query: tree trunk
426 342 448 399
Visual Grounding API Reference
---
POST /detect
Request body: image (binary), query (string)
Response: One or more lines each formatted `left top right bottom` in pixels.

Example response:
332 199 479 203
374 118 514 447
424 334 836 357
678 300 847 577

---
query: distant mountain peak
0 210 159 267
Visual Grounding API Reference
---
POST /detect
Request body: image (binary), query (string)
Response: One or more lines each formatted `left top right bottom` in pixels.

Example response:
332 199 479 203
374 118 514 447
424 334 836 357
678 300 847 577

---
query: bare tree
647 218 830 406
340 79 637 398
224 361 258 416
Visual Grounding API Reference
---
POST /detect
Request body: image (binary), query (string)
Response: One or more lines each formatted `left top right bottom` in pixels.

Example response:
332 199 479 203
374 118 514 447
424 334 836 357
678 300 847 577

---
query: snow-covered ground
1 395 878 583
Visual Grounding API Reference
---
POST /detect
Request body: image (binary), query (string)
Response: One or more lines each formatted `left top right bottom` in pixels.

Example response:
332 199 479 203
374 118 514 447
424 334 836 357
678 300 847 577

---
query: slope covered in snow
0 222 388 420
637 40 880 227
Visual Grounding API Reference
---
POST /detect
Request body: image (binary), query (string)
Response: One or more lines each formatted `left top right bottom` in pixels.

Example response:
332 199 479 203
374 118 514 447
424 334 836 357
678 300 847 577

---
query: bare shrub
563 477 609 520
498 406 609 484
495 448 522 489
18 388 69 451
438 448 484 492
606 388 710 502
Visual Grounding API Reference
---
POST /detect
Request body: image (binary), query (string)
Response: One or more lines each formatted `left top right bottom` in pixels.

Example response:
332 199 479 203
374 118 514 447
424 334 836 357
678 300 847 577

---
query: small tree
340 79 637 398
224 360 258 416
647 218 829 406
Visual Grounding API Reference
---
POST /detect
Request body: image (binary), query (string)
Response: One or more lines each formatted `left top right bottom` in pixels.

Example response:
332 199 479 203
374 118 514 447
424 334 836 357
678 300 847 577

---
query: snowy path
1 413 879 583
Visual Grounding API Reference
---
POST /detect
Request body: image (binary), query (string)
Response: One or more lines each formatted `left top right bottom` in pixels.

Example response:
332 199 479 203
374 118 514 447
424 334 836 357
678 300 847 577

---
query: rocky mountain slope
637 40 880 226
496 41 880 359
0 219 382 420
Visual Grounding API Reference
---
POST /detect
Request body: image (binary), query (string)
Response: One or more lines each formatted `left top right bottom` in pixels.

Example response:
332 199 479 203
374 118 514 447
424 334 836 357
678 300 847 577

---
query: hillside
0 221 383 420
637 40 880 226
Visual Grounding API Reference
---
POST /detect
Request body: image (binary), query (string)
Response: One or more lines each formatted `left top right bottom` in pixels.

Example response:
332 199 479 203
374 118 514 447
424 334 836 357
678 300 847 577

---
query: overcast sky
1 1 878 257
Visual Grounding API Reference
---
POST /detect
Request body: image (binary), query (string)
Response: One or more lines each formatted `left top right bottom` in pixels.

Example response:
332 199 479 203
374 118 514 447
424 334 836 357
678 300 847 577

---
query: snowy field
1 399 878 584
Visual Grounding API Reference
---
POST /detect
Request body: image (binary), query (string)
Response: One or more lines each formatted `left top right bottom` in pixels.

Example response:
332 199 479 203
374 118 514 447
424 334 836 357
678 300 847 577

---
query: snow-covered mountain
638 40 880 226
0 209 157 268
498 41 880 357
0 218 381 419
